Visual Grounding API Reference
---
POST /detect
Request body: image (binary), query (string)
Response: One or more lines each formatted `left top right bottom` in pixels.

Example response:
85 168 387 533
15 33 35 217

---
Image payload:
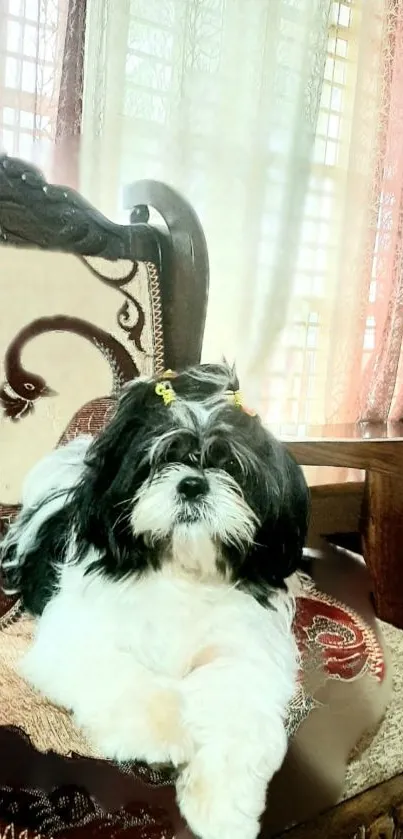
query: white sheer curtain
2 1 400 432
81 0 331 411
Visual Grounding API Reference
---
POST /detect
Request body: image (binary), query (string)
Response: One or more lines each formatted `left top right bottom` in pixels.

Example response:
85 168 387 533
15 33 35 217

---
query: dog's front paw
176 752 262 839
84 687 192 768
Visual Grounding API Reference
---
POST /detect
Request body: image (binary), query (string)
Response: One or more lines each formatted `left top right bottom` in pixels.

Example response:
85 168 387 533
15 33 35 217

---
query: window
261 0 372 429
0 0 64 168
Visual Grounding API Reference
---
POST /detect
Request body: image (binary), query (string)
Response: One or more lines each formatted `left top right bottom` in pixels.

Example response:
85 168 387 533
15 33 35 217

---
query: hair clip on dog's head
154 372 256 414
155 380 176 406
225 389 257 417
226 389 243 409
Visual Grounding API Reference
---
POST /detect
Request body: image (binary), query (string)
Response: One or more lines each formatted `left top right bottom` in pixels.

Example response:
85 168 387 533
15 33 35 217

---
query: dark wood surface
282 422 403 628
307 481 364 548
281 422 403 440
124 180 209 372
283 422 403 477
274 772 403 839
0 155 209 373
362 470 403 626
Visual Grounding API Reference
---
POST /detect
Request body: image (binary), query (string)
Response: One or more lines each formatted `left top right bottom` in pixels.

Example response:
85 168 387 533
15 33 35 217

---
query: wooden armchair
0 157 393 839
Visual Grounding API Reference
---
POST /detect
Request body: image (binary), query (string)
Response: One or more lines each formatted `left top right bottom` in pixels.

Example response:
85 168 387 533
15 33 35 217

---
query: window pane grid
0 0 63 160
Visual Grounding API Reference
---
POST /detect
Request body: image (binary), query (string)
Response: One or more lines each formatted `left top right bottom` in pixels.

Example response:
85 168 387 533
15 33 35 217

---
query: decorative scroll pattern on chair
0 315 138 422
0 254 164 423
0 248 164 510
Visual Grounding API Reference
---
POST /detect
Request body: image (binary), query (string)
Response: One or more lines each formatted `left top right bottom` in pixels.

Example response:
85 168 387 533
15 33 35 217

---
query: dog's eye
202 442 245 479
222 456 242 479
202 440 231 469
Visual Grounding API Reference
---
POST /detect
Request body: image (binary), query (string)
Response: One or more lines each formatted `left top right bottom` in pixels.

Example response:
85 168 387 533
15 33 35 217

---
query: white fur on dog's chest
54 561 264 677
35 559 285 686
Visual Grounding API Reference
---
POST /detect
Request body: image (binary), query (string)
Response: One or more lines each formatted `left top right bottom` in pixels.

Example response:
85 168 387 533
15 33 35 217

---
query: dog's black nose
177 475 209 500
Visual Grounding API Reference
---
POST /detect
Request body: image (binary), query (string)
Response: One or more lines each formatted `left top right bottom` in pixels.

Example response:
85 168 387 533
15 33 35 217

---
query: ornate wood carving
0 155 209 375
0 154 160 264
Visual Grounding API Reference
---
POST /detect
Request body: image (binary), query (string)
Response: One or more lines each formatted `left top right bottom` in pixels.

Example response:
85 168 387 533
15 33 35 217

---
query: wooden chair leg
362 471 403 628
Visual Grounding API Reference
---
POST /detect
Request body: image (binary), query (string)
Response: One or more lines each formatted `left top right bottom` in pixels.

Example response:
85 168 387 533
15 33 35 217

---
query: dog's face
73 364 309 601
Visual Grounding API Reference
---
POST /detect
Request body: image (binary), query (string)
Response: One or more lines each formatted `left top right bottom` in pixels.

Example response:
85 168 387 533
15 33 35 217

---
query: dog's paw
84 687 192 767
176 754 262 839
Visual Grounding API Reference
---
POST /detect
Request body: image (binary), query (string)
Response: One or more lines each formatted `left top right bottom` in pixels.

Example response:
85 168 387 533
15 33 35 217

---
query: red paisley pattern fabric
294 593 385 683
57 396 116 446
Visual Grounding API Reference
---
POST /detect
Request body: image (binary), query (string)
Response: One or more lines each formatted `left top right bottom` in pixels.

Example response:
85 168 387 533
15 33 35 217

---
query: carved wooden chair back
0 155 209 525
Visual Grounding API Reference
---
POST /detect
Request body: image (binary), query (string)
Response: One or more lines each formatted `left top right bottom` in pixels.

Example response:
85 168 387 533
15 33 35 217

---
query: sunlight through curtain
81 0 332 418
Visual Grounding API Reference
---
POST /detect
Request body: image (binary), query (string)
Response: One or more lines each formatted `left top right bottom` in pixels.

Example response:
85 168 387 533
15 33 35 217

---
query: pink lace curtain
53 0 86 187
0 0 86 188
323 1 403 424
358 1 403 422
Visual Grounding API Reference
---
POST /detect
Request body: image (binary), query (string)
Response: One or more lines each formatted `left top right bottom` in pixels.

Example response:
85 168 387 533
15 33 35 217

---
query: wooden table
281 422 403 628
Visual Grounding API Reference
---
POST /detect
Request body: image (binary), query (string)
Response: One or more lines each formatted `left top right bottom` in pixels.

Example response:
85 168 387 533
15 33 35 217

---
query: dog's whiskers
113 497 134 508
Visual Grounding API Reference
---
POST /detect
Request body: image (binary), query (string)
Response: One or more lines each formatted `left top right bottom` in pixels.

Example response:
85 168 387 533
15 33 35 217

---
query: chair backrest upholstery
0 155 209 513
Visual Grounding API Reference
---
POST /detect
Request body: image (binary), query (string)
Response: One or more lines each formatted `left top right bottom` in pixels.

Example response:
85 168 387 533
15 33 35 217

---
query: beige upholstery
0 247 163 504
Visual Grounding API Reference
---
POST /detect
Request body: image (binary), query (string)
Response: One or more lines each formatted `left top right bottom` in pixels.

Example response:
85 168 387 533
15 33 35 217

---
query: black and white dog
1 363 309 839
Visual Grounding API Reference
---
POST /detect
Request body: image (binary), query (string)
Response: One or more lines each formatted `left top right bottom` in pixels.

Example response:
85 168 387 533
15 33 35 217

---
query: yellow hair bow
154 372 256 416
155 380 176 406
225 389 257 416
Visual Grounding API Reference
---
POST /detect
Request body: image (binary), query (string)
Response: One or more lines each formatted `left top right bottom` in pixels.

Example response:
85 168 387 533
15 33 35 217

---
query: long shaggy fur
0 363 309 839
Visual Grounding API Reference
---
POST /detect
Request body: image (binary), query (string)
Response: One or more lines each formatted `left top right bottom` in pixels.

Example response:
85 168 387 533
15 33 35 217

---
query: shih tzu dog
1 363 309 839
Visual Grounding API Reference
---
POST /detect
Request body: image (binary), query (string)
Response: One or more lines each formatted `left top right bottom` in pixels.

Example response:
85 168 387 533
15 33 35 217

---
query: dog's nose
177 475 209 500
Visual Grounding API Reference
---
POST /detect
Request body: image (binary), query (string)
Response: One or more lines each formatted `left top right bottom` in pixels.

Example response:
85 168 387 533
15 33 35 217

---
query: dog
0 363 309 839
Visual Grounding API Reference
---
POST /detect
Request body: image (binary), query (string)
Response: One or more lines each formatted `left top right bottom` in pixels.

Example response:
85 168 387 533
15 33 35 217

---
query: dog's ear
82 379 152 477
246 448 310 592
71 380 155 575
71 468 143 576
